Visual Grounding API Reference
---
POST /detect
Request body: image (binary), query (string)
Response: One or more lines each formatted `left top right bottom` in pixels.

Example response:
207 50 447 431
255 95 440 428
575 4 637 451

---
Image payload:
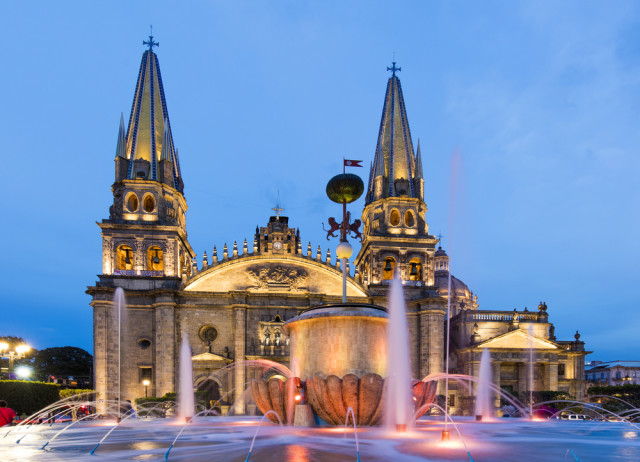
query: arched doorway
197 379 222 411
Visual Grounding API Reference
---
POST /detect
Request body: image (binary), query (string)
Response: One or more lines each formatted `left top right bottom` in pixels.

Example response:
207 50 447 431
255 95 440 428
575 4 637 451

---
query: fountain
474 349 493 421
385 274 413 432
177 333 194 422
249 167 435 428
2 164 638 460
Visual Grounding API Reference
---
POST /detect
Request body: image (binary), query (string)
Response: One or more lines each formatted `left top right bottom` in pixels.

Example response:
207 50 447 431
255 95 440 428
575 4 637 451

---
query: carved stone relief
246 265 309 291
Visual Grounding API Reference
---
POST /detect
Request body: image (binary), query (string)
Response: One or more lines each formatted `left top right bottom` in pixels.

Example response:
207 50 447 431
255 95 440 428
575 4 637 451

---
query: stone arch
389 209 400 226
116 244 134 270
381 255 397 280
142 193 157 213
404 209 415 227
124 192 139 213
408 257 423 281
146 244 164 272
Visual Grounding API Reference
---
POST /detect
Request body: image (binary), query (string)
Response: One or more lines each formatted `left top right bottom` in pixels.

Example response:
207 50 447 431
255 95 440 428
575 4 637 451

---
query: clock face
273 241 283 250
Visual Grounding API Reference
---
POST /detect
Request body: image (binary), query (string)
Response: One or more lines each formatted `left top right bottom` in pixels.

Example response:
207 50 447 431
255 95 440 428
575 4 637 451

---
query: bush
59 389 95 401
0 380 60 415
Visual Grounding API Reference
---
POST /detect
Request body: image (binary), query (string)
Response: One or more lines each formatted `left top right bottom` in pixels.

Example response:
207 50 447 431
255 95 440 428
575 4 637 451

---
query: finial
387 61 401 77
143 26 159 51
436 233 444 248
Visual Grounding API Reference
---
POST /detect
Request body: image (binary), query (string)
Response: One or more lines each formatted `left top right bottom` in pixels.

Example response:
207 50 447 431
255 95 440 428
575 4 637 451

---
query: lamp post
0 342 31 374
143 379 150 398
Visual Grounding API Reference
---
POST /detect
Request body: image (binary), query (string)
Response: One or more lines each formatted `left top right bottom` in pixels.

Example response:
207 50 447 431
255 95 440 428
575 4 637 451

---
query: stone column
517 362 528 397
545 363 558 391
92 301 110 414
233 305 247 414
418 307 445 382
471 361 481 395
492 361 501 408
154 296 176 397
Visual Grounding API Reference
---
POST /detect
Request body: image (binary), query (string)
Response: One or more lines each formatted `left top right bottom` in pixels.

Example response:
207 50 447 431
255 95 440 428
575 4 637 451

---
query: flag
344 159 363 167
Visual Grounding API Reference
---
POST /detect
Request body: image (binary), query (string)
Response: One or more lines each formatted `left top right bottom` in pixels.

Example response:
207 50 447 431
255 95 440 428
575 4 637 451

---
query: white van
561 414 588 421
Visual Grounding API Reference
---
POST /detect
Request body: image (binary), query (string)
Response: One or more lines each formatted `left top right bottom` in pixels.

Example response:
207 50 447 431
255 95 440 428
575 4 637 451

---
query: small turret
212 246 218 264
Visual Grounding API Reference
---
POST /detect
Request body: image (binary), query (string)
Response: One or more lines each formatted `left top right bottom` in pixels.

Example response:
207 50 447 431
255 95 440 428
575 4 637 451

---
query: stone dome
434 272 472 299
434 246 448 257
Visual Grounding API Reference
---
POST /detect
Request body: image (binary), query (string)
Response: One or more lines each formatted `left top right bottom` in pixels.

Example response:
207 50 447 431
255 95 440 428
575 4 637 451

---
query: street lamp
143 379 150 398
0 342 31 374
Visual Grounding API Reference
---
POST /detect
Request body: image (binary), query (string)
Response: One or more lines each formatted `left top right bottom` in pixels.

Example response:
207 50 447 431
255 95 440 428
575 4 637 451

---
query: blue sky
1 1 638 360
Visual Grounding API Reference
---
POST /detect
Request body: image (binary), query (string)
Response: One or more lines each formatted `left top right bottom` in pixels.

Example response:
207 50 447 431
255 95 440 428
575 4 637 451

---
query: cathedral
87 40 588 415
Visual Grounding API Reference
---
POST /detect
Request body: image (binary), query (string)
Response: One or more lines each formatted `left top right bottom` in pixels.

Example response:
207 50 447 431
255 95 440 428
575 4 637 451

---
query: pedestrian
0 400 16 426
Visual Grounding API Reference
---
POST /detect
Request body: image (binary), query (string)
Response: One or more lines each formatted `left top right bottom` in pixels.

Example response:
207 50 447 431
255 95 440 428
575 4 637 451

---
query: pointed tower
90 36 196 413
355 63 438 288
101 36 194 280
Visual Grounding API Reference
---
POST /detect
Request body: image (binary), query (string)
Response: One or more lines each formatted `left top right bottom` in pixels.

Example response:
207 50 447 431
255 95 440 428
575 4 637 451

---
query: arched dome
434 272 472 299
434 246 448 257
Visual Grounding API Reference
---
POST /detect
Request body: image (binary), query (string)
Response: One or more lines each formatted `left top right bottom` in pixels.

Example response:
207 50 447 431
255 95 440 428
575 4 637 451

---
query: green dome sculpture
326 173 364 204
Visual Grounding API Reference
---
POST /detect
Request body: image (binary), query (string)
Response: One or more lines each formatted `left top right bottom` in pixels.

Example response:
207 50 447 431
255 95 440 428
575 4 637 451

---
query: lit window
404 210 415 227
147 246 164 272
382 257 396 280
143 194 156 213
390 210 400 226
125 193 139 212
116 245 134 270
408 259 422 281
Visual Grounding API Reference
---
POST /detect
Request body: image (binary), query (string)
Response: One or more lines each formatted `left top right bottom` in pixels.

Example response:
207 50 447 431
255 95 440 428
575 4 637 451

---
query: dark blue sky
1 1 639 360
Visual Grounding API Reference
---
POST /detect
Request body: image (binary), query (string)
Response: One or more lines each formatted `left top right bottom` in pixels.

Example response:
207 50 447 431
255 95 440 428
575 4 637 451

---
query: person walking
0 400 16 426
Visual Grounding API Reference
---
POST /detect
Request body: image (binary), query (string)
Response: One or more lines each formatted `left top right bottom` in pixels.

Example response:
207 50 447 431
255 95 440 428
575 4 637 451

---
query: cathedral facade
87 43 588 414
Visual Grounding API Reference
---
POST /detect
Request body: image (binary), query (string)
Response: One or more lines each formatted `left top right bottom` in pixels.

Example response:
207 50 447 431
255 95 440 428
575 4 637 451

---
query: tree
32 346 92 382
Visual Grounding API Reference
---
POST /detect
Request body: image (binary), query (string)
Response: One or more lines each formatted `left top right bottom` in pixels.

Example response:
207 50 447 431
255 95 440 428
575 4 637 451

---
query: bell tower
355 63 439 290
100 36 194 280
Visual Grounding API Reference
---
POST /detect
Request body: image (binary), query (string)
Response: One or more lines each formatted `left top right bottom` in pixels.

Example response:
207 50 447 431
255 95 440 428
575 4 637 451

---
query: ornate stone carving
246 265 309 291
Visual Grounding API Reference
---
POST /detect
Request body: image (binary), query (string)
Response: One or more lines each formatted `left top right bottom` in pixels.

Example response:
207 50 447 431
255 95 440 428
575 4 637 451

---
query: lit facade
87 45 588 414
585 361 640 386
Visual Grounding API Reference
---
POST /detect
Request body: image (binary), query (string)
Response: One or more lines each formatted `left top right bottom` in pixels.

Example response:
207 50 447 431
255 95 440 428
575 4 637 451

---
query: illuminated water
474 349 492 420
385 275 413 431
1 417 639 461
177 334 194 420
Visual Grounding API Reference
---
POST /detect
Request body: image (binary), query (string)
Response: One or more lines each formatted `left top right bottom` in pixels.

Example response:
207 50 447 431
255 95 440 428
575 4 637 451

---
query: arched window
409 258 423 281
143 194 156 213
404 210 415 227
116 245 134 270
382 257 396 280
125 193 139 213
389 210 400 226
147 246 164 272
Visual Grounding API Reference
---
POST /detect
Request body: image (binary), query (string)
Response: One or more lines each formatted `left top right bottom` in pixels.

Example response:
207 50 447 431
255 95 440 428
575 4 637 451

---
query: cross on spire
143 26 159 51
272 203 284 219
272 191 283 219
387 61 401 77
437 233 444 247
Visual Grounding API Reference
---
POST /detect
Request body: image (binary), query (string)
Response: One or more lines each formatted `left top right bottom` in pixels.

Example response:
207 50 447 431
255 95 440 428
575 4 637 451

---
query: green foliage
0 380 60 415
587 384 640 412
32 346 92 381
59 389 95 400
135 392 176 407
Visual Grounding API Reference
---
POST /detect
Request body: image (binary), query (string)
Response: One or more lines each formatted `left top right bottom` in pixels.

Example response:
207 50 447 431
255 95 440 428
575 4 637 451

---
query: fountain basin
283 303 388 379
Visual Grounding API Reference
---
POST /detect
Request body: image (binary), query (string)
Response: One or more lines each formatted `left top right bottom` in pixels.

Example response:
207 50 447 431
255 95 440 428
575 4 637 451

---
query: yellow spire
124 41 182 189
367 63 418 203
